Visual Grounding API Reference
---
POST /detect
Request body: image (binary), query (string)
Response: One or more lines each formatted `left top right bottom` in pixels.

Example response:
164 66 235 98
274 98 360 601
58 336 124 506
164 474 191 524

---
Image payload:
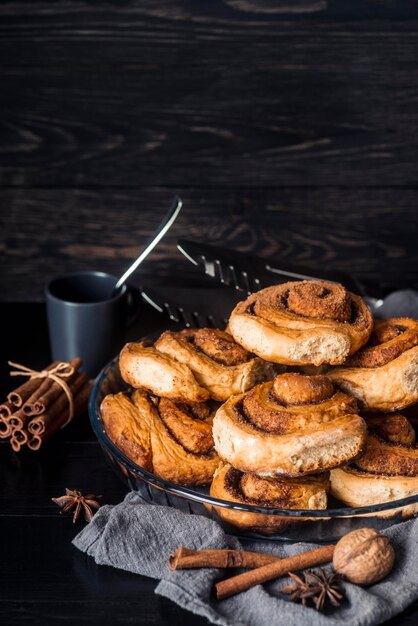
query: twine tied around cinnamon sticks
8 361 75 427
0 357 91 452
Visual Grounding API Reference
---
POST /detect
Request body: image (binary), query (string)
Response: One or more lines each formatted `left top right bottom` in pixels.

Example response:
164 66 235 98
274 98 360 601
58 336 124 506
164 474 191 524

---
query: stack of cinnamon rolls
101 280 418 532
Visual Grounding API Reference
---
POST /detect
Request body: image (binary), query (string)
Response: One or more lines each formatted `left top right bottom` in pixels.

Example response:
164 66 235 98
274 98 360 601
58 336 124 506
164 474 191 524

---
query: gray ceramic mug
46 271 141 377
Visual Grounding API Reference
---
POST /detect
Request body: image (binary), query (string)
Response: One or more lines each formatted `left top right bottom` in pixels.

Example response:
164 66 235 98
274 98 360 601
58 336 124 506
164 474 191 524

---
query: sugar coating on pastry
100 390 219 485
328 318 418 412
209 462 329 532
228 280 373 366
212 372 367 477
120 328 278 403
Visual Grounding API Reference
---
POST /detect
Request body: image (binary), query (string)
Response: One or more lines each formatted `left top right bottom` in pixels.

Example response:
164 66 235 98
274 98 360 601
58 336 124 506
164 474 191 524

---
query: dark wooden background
2 5 418 625
1 0 418 301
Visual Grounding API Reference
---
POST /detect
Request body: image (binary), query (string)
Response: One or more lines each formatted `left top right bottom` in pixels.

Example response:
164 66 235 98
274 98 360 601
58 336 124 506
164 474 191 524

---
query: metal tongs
141 239 386 328
177 239 385 312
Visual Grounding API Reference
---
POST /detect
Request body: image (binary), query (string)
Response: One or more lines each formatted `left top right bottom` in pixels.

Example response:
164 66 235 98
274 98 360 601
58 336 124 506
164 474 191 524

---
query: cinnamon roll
331 413 418 510
228 280 373 366
328 318 418 412
212 373 367 477
100 390 219 485
120 328 277 403
210 462 329 533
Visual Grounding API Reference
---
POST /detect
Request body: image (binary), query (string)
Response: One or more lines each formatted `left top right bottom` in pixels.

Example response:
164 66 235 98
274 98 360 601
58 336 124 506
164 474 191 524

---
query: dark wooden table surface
1 296 418 625
2 0 418 303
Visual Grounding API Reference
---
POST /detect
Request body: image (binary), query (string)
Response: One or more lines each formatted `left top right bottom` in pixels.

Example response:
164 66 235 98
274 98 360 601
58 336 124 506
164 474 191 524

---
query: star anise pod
52 488 102 523
281 568 344 612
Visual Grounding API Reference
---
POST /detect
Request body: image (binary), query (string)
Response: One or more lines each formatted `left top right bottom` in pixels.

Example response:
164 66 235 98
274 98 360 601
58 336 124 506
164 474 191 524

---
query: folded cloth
377 289 418 319
73 492 418 626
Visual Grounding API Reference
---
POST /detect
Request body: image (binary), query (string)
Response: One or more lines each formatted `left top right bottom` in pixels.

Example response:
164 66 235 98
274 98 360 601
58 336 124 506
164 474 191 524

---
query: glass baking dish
89 355 418 542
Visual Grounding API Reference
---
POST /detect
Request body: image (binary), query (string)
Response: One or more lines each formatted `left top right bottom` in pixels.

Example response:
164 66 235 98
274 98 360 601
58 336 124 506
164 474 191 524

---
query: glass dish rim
89 354 418 519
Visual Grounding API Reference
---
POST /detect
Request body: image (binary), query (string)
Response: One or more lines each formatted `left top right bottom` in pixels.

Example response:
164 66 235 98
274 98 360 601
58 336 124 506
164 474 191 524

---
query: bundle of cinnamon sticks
0 358 91 452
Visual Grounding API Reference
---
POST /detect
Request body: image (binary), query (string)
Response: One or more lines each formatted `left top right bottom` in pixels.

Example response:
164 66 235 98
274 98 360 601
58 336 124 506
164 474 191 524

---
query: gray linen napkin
73 492 418 626
74 289 418 625
376 289 418 319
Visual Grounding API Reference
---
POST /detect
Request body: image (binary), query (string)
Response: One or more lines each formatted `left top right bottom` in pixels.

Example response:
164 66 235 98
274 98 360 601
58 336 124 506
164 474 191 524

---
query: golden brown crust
331 413 418 508
119 342 210 403
182 328 251 366
330 466 418 512
328 342 418 413
272 373 334 405
212 373 367 477
100 392 153 471
354 412 418 477
347 318 418 368
229 281 373 366
119 328 278 403
157 398 214 454
209 462 329 533
355 434 418 477
241 375 358 435
365 413 416 445
100 390 220 485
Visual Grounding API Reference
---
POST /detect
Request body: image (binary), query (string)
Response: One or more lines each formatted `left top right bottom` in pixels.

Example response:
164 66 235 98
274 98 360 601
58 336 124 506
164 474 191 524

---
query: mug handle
125 285 142 328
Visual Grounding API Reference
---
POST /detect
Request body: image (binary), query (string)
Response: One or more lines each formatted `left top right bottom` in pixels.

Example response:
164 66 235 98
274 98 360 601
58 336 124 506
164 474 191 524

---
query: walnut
333 528 395 585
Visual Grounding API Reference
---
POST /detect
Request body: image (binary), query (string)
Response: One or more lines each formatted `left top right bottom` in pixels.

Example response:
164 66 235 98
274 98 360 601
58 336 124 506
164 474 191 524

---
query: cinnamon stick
215 544 335 600
0 416 12 439
22 357 82 416
27 380 92 449
7 360 60 407
11 362 85 432
3 358 90 452
7 361 63 428
27 371 88 435
169 547 279 571
49 380 91 433
19 376 55 417
8 407 33 430
8 414 24 429
10 428 29 452
7 378 41 408
27 435 42 451
27 417 45 436
0 402 13 418
27 419 44 436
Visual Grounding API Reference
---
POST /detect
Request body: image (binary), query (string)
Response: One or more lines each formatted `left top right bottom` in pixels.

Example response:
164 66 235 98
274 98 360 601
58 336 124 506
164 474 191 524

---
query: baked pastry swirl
228 280 373 366
328 318 418 412
331 413 418 509
210 462 329 532
100 390 219 485
119 328 277 403
212 372 367 477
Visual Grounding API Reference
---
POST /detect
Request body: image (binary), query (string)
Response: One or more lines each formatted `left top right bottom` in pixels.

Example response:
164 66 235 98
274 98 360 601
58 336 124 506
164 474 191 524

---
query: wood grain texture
2 4 418 624
224 0 327 13
1 187 417 301
1 3 418 187
1 0 418 298
0 598 208 626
